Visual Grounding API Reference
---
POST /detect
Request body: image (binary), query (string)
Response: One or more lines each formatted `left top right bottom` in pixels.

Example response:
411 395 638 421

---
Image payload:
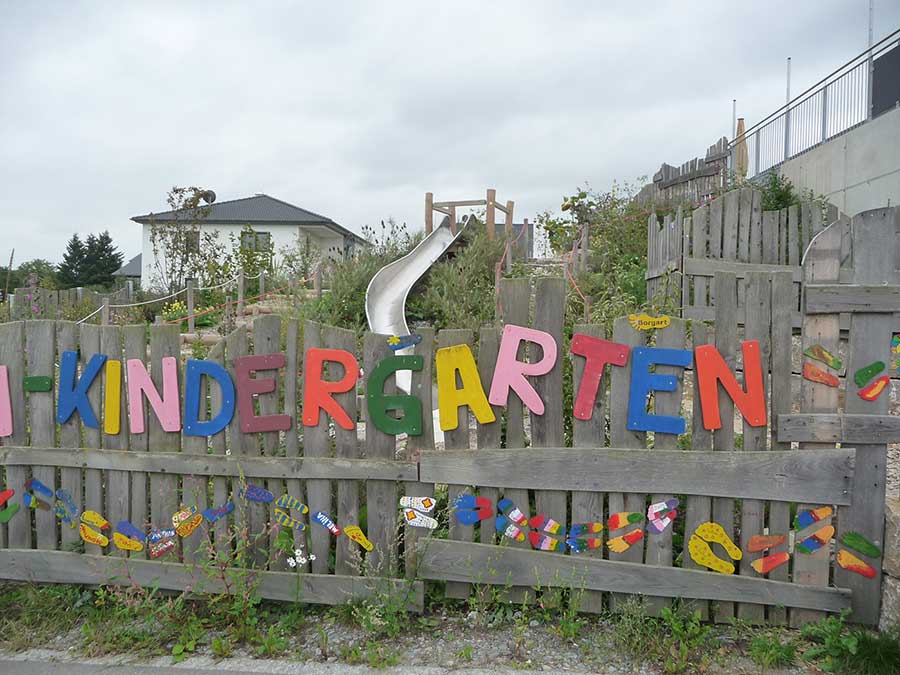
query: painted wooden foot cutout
528 531 563 551
202 502 234 523
748 534 787 553
400 496 435 513
607 528 643 554
803 344 842 370
242 484 274 503
0 503 19 523
387 334 422 351
497 498 528 527
751 552 790 574
859 376 890 401
274 508 307 531
343 525 373 551
24 493 51 511
796 525 834 554
453 494 493 525
802 362 839 387
837 549 877 578
840 531 881 558
794 506 832 530
275 494 309 514
607 511 642 531
80 522 109 547
113 532 144 552
495 515 526 542
402 508 437 530
688 522 742 574
529 514 565 536
855 361 885 387
0 488 12 509
566 537 602 553
569 522 603 537
313 510 342 535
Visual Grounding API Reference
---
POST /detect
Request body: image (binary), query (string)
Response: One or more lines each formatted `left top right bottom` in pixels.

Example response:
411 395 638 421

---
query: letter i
104 360 121 435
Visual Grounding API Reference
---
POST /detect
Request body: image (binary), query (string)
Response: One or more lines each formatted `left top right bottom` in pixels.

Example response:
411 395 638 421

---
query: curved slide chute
365 215 471 393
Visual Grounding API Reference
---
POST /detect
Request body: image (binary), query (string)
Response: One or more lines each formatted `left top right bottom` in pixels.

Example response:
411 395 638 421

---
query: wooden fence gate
0 207 895 625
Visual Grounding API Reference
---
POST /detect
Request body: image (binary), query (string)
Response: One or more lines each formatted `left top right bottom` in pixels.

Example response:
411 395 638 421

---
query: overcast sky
2 1 899 265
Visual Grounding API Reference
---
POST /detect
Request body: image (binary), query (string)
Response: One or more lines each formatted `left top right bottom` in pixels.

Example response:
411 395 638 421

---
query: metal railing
731 27 900 178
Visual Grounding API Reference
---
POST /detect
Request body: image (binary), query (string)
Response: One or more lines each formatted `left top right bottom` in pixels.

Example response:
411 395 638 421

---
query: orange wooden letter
694 340 766 430
303 348 358 430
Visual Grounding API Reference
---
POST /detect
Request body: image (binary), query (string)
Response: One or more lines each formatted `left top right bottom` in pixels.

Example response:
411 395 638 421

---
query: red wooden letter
695 340 767 430
570 334 630 420
303 348 358 430
234 353 292 433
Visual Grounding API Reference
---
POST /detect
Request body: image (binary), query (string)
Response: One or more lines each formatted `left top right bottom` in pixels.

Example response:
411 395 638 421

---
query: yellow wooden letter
104 359 121 435
435 344 495 431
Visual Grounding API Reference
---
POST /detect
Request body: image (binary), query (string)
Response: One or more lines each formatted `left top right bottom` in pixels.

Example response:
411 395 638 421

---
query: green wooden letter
366 355 424 436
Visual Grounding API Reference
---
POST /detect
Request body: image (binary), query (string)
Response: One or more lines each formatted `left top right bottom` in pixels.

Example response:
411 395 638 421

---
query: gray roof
131 194 365 244
114 253 141 277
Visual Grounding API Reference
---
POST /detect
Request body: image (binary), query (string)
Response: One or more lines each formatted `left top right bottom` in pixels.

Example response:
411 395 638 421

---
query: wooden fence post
505 200 514 273
486 188 496 240
259 270 266 296
425 192 434 235
314 264 322 299
186 278 195 334
100 297 110 325
237 271 245 317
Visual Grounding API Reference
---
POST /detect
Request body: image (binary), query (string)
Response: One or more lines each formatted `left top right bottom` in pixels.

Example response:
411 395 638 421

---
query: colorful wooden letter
302 348 358 430
489 324 558 415
695 340 766 430
0 366 12 437
103 360 122 435
435 343 495 431
57 350 106 428
570 334 629 421
235 353 292 433
183 359 235 436
366 355 423 436
627 346 692 434
126 356 180 433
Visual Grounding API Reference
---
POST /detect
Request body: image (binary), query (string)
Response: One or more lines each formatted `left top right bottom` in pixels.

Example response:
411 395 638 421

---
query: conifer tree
57 234 86 287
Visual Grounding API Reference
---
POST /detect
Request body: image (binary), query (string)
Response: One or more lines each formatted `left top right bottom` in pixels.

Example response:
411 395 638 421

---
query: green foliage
56 231 124 289
57 234 87 287
255 624 287 657
659 606 711 674
171 615 205 663
803 612 900 674
210 635 233 660
753 171 801 211
750 633 797 670
849 629 900 675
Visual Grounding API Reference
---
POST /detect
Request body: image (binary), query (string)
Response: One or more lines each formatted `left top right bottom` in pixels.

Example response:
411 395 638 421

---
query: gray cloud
2 1 898 263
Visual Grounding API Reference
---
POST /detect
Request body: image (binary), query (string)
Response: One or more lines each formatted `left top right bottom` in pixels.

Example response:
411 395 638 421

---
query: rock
882 575 900 631
530 619 540 627
884 499 900 578
467 611 478 622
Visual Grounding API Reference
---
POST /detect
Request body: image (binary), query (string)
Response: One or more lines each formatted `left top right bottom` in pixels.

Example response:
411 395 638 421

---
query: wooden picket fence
0 208 896 624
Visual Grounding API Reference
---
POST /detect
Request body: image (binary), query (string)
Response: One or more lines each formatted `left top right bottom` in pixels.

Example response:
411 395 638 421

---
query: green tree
18 259 59 289
57 234 87 287
82 231 124 287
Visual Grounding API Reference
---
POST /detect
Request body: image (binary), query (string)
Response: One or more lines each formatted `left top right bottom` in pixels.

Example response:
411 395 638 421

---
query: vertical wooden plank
643 318 685 616
303 321 332 574
691 206 709 314
768 271 794 625
708 197 723 307
207 339 231 558
101 325 129 558
737 188 752 262
792 220 842 627
438 328 474 599
2 321 29 549
79 324 104 555
838 209 895 625
737 273 770 623
329 325 360 577
26 320 58 550
722 190 739 260
282 320 306 565
570 323 606 614
761 211 779 264
800 202 812 259
124 325 148 558
476 327 501 545
363 331 398 576
181 329 209 565
608 317 646 610
749 190 763 264
685 323 712 620
403 327 435 578
148 324 181 559
532 278 567 538
712 272 737 622
253 315 282 569
779 208 789 264
680 215 693 317
57 322 83 551
788 204 801 266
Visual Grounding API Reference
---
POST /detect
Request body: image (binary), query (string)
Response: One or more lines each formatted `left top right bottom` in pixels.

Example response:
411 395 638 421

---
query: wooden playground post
237 271 245 317
186 278 195 333
486 188 496 240
425 192 434 235
100 297 110 326
505 200 514 273
449 205 457 236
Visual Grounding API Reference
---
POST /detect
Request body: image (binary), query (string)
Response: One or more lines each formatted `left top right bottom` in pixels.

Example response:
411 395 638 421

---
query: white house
128 193 366 288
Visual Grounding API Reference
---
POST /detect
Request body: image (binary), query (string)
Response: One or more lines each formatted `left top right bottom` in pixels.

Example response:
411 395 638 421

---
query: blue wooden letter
627 346 692 435
56 350 106 427
183 359 235 437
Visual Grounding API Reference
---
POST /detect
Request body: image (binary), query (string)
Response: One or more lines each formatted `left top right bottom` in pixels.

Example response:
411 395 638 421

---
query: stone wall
881 498 900 630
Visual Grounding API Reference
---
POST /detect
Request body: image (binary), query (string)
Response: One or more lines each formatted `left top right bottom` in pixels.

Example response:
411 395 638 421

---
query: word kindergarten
0 324 766 439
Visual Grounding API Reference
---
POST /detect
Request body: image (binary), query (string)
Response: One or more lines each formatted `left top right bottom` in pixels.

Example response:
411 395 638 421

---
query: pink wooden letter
488 324 558 415
0 365 12 437
127 357 181 433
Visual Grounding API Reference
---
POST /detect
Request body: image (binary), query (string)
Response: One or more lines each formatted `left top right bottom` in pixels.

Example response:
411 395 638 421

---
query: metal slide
365 215 471 393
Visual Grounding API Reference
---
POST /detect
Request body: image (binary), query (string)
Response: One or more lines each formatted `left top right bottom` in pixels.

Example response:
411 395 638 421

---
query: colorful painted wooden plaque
22 376 52 392
628 313 671 330
837 549 877 578
859 376 890 401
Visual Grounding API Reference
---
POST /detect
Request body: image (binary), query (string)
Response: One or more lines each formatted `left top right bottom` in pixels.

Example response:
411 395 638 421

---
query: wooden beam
433 206 451 215
486 188 496 240
418 447 854 504
0 550 423 611
683 256 803 282
425 192 433 234
492 201 508 215
432 199 487 208
778 413 900 444
0 446 418 481
416 540 851 613
805 284 900 313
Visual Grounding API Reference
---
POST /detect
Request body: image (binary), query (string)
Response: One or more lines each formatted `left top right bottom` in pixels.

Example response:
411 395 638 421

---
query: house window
185 230 200 254
241 231 271 252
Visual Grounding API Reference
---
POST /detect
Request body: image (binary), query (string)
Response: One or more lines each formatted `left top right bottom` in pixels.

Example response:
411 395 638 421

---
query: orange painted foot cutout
607 528 643 554
858 376 890 401
607 512 642 531
748 534 786 553
802 362 839 387
796 525 834 554
837 549 877 579
751 551 790 575
794 506 832 530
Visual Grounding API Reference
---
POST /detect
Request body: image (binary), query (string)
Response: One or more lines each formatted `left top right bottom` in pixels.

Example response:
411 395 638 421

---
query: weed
457 644 473 662
750 633 797 670
802 611 859 671
849 629 900 675
255 624 287 658
210 635 233 660
659 605 711 674
339 643 363 664
316 624 329 659
510 595 533 662
171 615 205 663
366 640 399 669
